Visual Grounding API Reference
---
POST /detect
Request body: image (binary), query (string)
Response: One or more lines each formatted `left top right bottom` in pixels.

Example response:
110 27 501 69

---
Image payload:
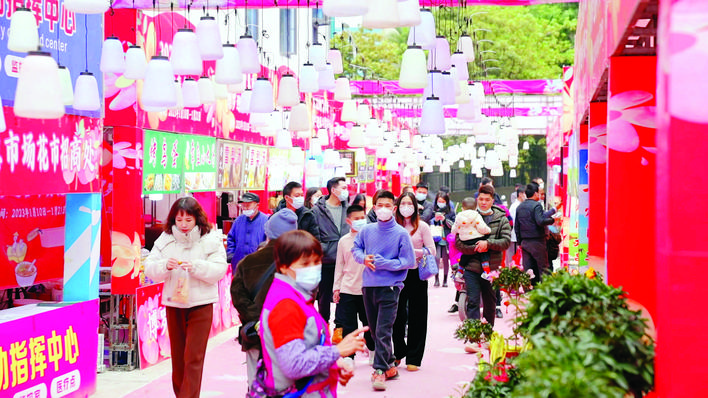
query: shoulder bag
418 247 439 280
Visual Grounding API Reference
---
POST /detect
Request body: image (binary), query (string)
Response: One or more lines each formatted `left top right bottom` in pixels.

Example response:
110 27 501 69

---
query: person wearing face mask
392 192 436 373
144 197 228 398
332 205 376 364
352 191 416 391
226 192 268 274
414 183 435 224
274 181 321 241
258 230 369 397
311 177 352 323
305 187 324 209
431 192 457 287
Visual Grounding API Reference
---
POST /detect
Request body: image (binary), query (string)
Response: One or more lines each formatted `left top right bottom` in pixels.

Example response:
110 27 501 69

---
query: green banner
183 135 217 192
143 130 183 194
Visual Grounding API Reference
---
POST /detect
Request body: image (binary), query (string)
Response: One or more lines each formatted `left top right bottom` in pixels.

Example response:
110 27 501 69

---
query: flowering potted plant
455 318 493 353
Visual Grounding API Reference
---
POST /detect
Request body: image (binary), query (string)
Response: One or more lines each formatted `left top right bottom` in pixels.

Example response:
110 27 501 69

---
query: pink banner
113 0 577 8
350 79 563 96
0 300 98 398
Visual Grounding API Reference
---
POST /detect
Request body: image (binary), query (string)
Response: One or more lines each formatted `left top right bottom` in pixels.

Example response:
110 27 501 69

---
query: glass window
280 9 297 56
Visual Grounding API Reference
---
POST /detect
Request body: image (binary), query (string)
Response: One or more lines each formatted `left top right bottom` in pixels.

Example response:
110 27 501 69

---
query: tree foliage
331 30 407 80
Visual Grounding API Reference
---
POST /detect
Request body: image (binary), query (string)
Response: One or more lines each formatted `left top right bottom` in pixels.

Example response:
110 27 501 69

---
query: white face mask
437 202 446 209
375 207 394 221
294 264 322 293
290 196 305 210
415 193 427 202
399 205 415 218
337 188 349 202
242 209 255 217
351 219 367 232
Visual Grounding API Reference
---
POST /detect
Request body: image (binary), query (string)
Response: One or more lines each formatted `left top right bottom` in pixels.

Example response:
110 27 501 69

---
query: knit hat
265 209 298 239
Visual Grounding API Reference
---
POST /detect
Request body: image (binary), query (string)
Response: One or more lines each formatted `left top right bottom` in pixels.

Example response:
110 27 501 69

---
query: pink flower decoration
526 269 535 279
488 270 501 281
137 295 162 365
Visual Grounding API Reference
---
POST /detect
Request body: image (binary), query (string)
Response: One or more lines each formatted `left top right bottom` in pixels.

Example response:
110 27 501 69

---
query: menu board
143 130 183 194
268 148 305 191
243 145 268 190
183 135 217 192
339 151 356 177
218 140 244 190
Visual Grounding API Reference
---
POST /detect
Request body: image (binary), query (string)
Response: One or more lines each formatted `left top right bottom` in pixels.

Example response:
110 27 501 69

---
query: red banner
0 194 66 289
136 283 171 369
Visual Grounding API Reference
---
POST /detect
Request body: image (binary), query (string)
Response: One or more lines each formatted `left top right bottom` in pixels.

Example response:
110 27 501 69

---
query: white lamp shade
384 109 393 122
478 145 486 158
451 52 469 81
399 45 427 89
328 48 344 74
143 56 177 109
523 141 530 150
198 76 215 105
509 155 518 168
289 102 310 131
341 100 358 122
450 67 461 95
334 77 352 101
323 0 368 17
357 104 371 125
171 80 184 110
182 78 201 108
362 0 399 29
422 160 433 173
124 46 147 79
228 81 244 93
73 72 101 111
58 66 74 106
491 167 503 177
457 34 475 62
196 16 223 60
318 64 336 91
348 125 366 147
419 96 445 135
275 129 293 149
300 63 319 93
423 70 443 98
397 0 421 27
250 77 274 113
310 43 327 71
428 36 452 71
14 51 64 119
63 0 109 13
8 8 39 53
238 35 260 74
171 29 202 76
440 71 455 105
237 90 252 113
472 81 485 106
510 169 517 178
100 37 125 73
277 74 300 107
214 82 228 99
215 44 243 84
455 81 470 104
407 10 435 49
458 160 465 168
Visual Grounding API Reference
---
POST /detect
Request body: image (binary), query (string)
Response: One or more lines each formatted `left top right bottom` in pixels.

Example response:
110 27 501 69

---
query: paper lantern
407 9 435 49
341 100 358 122
250 77 274 113
196 16 223 60
8 8 39 52
362 0 399 29
318 64 336 91
399 45 427 89
171 80 184 110
289 102 310 131
419 96 445 135
357 104 371 125
238 35 260 74
300 63 319 93
142 56 177 109
423 70 443 98
348 125 366 147
440 71 455 105
182 78 200 108
215 44 243 84
171 29 202 76
510 169 517 178
214 82 228 99
323 0 368 17
451 52 468 81
100 37 125 73
310 43 327 71
73 72 101 111
58 66 74 106
334 77 352 101
237 89 252 113
124 45 147 80
14 52 63 119
397 0 421 27
455 81 470 104
328 48 343 74
440 163 451 173
457 34 475 62
422 159 433 173
277 74 300 107
275 129 293 149
198 76 215 105
523 141 530 150
428 36 452 71
63 0 109 13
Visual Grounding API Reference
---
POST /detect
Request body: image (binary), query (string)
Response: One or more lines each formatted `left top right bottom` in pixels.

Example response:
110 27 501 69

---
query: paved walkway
96 284 516 397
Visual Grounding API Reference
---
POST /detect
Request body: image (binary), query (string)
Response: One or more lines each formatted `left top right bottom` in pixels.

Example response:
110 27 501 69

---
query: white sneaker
368 350 375 366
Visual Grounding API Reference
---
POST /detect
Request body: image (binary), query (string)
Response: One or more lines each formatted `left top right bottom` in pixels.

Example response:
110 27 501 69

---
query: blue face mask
351 219 367 232
294 265 322 293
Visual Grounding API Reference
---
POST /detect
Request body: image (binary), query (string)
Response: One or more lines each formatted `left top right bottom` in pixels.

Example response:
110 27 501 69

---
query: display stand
108 294 139 370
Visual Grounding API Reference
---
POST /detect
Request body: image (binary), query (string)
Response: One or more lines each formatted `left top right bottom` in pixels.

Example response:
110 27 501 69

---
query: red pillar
588 102 607 259
606 56 657 318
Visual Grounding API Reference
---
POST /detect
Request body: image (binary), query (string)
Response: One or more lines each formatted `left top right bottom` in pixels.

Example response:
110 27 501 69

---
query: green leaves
455 319 494 344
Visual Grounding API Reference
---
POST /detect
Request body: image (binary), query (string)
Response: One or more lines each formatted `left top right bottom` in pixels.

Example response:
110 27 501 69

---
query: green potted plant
455 318 494 352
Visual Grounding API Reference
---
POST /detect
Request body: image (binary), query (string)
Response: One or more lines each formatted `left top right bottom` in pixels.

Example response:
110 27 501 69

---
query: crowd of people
143 176 562 397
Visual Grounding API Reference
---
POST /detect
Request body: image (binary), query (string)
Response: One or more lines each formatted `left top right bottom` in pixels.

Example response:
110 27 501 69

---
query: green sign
183 135 217 192
143 130 183 194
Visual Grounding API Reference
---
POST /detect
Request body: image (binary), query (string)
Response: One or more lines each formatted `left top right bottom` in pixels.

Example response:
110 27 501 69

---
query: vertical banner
217 140 243 190
136 283 170 370
243 146 268 190
588 101 607 258
63 193 101 302
0 195 66 289
143 130 183 194
577 124 589 266
183 134 217 193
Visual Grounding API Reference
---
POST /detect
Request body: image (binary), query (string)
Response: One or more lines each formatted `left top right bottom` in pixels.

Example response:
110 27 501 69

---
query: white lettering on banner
37 134 49 172
21 133 36 172
190 110 201 122
69 137 80 172
82 137 94 172
4 55 23 78
190 142 195 169
59 137 69 172
0 209 6 219
12 382 47 398
4 130 20 173
49 369 80 398
160 138 167 169
49 134 60 172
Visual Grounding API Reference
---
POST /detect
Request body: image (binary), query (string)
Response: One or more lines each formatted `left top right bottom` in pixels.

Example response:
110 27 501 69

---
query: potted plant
455 318 494 353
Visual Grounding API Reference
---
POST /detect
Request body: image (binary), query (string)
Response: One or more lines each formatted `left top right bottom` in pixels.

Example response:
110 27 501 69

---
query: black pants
363 286 401 371
318 264 336 322
393 270 429 367
463 270 496 326
435 244 450 283
521 238 549 285
334 293 375 352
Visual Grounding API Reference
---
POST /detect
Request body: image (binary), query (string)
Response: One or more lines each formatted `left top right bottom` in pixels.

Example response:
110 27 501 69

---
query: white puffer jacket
144 226 227 308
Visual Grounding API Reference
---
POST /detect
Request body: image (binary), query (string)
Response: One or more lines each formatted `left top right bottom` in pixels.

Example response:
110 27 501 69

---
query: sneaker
368 350 375 366
434 280 440 287
371 370 386 391
393 359 401 367
496 307 503 318
448 304 458 313
385 366 399 380
406 364 420 372
442 282 448 287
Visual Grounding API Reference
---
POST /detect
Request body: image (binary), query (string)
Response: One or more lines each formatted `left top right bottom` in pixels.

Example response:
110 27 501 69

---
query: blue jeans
463 270 496 326
363 286 401 371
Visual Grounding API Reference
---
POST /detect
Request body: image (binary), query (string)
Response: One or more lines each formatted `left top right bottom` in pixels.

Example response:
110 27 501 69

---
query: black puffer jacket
455 206 511 273
514 200 555 243
311 196 350 266
274 199 321 240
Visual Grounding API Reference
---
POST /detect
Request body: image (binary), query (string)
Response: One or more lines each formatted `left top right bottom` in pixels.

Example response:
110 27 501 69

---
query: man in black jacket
273 181 320 239
514 183 556 285
415 182 434 223
311 177 351 322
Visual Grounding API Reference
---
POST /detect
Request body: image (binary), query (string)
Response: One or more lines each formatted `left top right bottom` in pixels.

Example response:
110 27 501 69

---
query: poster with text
267 148 291 191
217 140 243 190
136 283 171 369
183 134 217 192
143 130 183 194
243 145 268 190
0 194 66 289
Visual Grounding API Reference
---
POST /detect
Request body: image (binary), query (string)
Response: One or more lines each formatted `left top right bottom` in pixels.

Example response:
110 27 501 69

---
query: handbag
418 247 439 280
430 225 444 243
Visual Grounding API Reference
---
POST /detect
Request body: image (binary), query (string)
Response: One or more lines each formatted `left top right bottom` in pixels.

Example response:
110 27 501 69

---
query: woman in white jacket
144 197 227 398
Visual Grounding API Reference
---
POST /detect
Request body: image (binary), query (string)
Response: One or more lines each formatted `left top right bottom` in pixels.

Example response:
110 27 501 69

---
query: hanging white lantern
73 72 101 111
289 102 310 131
334 77 352 101
455 81 470 104
451 52 468 81
63 0 109 13
509 155 518 168
124 45 147 80
419 96 445 135
422 159 434 173
198 76 215 105
182 78 200 108
357 104 371 125
362 0 399 29
450 67 461 95
171 80 184 111
458 160 465 169
457 34 475 62
439 163 451 173
478 145 486 158
440 71 455 105
237 89 252 113
341 100 358 122
14 52 64 119
300 63 319 93
407 9 435 50
250 77 274 113
238 35 260 74
310 136 323 156
384 109 393 122
196 16 223 60
215 44 243 84
423 70 443 98
58 66 74 106
100 37 125 74
275 129 293 149
397 0 421 27
309 43 327 71
142 56 177 109
171 29 202 76
510 169 517 178
214 82 228 99
323 0 368 17
277 74 300 107
8 7 39 53
472 82 486 107
228 81 244 94
328 48 343 74
399 45 427 89
348 124 366 148
318 63 336 91
428 36 452 71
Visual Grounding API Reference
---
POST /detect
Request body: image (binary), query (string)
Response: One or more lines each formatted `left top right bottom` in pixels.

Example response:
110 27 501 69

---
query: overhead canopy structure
349 79 563 96
111 0 577 9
